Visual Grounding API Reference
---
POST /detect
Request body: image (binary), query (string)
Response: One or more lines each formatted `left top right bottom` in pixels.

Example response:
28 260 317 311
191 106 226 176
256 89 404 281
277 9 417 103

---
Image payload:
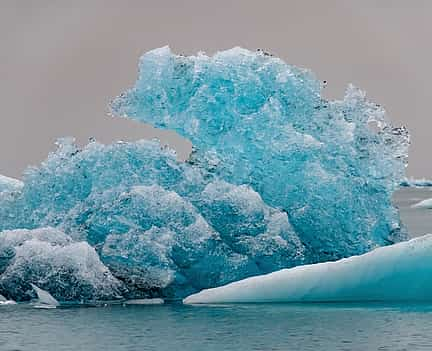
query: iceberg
0 175 23 194
412 198 432 209
184 234 432 304
0 47 411 301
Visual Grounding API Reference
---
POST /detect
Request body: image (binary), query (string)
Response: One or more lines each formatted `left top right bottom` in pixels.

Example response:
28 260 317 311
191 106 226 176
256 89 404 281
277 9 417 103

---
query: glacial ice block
184 234 432 304
111 47 409 262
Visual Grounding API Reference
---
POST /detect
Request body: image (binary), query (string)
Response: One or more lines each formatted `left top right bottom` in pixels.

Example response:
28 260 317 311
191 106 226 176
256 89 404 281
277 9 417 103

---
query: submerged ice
0 47 410 302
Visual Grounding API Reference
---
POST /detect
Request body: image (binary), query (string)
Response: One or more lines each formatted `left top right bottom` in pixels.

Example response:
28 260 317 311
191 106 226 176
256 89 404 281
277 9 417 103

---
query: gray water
1 187 432 351
394 187 432 237
2 303 432 351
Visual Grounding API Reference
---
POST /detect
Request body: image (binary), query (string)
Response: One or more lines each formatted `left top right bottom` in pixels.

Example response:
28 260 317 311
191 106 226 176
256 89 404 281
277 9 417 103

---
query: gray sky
1 0 431 178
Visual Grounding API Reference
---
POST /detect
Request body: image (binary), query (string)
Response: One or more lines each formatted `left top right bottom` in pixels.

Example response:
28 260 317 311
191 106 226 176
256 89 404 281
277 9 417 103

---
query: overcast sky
1 0 431 178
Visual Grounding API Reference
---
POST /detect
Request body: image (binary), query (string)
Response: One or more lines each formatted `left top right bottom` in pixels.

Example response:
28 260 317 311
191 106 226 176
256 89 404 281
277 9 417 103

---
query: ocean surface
1 187 432 351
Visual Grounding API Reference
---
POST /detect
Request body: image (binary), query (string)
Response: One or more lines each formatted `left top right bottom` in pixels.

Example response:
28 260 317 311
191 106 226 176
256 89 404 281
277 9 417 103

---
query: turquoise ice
0 48 410 302
112 47 409 262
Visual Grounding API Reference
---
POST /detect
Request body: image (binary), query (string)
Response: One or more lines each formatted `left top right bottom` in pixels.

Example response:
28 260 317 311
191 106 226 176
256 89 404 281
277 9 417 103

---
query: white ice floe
184 234 432 304
411 198 432 209
31 284 60 309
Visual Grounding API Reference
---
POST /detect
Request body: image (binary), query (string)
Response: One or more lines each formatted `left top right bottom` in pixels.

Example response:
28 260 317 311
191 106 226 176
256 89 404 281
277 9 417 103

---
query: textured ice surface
0 293 15 305
184 234 432 304
0 47 410 301
0 227 123 301
112 47 409 262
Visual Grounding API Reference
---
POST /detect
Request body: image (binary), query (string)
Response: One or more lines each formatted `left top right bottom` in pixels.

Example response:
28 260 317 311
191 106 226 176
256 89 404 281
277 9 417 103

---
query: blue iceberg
0 47 410 302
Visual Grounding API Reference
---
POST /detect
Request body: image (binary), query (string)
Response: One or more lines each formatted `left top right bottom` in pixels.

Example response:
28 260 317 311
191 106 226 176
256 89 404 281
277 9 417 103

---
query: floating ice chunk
0 300 16 305
30 283 60 308
411 198 432 209
0 293 16 305
400 177 432 187
184 235 432 304
112 47 409 262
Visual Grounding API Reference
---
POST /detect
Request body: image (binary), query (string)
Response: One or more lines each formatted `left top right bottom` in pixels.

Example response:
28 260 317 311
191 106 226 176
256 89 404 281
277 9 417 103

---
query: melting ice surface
0 47 412 302
184 235 432 304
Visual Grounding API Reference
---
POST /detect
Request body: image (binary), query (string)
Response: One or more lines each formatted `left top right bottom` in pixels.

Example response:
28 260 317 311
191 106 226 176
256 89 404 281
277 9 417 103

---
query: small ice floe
30 284 60 309
411 198 432 209
0 293 16 305
123 298 164 305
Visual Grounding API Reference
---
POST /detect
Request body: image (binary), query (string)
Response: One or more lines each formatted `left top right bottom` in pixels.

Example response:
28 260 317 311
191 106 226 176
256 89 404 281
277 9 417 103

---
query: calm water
2 303 432 351
394 187 432 237
1 188 432 351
